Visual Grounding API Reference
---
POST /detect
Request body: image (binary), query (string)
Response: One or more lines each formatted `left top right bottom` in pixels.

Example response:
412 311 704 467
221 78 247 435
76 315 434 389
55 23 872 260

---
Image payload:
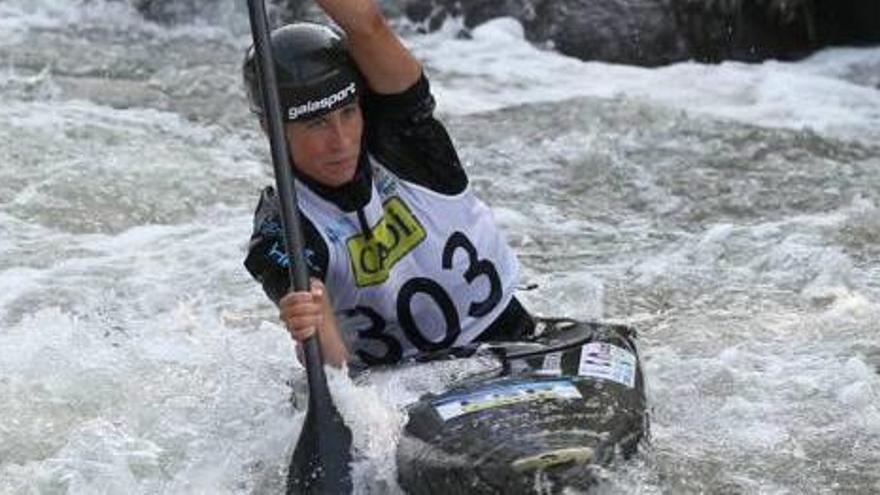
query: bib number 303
348 231 502 365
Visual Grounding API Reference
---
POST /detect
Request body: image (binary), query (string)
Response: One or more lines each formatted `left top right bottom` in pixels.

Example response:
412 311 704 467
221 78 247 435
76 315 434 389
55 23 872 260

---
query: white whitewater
1 2 878 493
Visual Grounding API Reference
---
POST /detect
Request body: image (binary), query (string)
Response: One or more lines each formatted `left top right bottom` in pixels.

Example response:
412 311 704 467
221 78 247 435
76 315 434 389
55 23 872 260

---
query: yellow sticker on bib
347 197 426 287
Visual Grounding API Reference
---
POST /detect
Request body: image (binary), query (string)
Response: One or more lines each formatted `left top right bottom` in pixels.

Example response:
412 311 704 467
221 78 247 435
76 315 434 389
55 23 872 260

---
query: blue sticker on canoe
432 378 582 421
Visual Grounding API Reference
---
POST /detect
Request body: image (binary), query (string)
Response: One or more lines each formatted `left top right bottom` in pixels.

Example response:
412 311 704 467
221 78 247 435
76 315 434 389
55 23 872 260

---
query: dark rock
529 0 689 66
404 0 689 66
674 0 817 63
129 0 318 26
813 0 880 46
130 0 879 66
129 0 204 24
130 0 403 27
401 0 880 66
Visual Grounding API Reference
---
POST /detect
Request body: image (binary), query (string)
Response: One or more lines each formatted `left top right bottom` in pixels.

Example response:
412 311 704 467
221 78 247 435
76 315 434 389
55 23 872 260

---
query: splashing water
2 2 879 493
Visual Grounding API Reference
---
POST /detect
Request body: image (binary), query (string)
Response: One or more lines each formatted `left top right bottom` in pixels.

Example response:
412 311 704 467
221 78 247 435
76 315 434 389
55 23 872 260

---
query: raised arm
315 0 421 94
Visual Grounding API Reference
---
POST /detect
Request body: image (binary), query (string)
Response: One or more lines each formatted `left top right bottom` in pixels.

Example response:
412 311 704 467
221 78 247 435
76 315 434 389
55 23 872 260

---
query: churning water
1 1 879 493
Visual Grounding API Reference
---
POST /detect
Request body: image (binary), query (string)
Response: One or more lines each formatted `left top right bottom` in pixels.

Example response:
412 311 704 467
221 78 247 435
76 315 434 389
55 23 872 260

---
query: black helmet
242 22 362 122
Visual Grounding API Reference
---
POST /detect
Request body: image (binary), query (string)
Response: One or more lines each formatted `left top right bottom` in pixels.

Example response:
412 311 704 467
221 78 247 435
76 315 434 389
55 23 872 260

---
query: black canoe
396 319 648 494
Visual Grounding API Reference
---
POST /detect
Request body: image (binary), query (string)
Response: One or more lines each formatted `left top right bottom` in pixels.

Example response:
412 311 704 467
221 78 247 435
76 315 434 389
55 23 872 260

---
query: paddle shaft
245 0 328 402
245 1 352 492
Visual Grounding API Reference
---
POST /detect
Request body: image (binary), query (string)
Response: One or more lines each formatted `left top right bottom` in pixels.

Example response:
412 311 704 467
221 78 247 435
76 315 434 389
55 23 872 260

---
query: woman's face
285 101 363 187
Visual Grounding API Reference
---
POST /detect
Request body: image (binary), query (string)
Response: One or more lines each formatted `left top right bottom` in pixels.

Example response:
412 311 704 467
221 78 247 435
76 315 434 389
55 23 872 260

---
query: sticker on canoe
578 342 636 388
536 351 562 376
432 378 582 421
511 447 595 472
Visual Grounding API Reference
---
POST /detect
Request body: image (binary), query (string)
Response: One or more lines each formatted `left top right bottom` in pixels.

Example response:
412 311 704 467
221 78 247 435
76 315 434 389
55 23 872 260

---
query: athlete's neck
293 151 372 212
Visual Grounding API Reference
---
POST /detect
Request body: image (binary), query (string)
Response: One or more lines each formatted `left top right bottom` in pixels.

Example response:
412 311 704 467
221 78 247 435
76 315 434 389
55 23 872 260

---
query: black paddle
244 1 353 493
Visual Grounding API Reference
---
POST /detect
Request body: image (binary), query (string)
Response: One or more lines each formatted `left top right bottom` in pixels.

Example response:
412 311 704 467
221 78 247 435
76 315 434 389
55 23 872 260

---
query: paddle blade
287 406 353 494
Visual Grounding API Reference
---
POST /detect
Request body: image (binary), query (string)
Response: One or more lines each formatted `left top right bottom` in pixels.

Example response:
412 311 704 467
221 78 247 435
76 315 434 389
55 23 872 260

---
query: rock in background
129 0 315 25
675 0 816 63
404 0 691 66
129 0 401 26
127 0 879 67
401 0 879 66
812 0 880 46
